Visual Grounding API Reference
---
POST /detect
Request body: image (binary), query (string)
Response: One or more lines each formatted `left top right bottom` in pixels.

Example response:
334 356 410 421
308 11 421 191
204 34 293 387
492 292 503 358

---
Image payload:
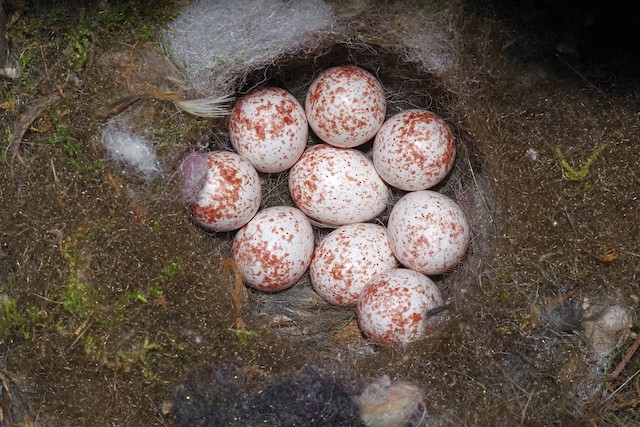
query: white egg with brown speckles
232 206 314 292
305 66 386 148
230 87 307 173
373 109 456 191
288 144 390 227
387 190 470 275
310 223 399 307
357 268 443 346
184 151 261 232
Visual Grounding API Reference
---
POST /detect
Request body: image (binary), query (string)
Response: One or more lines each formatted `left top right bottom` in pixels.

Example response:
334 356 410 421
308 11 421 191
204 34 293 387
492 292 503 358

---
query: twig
611 334 640 379
102 94 148 120
544 284 581 311
604 368 640 403
66 319 93 353
520 389 535 426
223 258 246 330
9 92 62 177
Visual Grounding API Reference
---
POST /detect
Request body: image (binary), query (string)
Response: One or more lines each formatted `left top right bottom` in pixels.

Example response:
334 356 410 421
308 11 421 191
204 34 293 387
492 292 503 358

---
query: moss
0 297 47 341
155 260 183 284
497 323 519 336
1 297 26 339
65 23 93 74
58 274 100 319
496 272 514 303
48 106 105 181
232 328 260 346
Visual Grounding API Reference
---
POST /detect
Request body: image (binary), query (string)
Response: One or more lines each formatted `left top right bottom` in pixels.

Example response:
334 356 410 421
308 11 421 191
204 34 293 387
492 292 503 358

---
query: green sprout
553 143 608 181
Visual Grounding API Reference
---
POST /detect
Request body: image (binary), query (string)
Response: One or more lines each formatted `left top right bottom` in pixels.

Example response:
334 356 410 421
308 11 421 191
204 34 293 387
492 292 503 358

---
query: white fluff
165 0 336 94
100 125 160 181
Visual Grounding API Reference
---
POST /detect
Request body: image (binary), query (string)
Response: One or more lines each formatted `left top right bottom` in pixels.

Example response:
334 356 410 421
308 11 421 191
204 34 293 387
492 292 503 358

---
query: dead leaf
600 248 619 262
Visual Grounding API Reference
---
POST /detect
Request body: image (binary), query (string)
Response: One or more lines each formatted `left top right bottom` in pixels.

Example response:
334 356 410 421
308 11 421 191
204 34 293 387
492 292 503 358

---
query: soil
1 1 639 426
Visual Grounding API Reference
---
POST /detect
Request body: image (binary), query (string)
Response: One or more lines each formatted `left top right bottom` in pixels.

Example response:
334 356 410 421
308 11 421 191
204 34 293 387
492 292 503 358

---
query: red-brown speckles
330 265 344 281
305 65 386 148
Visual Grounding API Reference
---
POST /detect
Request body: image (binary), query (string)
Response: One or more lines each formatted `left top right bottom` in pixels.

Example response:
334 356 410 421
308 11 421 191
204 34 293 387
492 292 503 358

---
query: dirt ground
1 1 639 426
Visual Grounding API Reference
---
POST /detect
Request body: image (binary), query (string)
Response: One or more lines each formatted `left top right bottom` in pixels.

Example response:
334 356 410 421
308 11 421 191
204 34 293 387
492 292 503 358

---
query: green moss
157 116 209 153
156 260 183 284
232 328 259 346
65 23 93 73
94 1 185 44
150 220 163 233
1 297 25 339
47 107 105 181
495 272 514 303
0 297 46 341
107 335 161 372
497 323 519 335
58 274 100 319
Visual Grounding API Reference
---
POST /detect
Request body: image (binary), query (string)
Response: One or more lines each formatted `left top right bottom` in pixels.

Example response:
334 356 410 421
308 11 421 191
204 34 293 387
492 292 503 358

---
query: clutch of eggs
177 65 472 346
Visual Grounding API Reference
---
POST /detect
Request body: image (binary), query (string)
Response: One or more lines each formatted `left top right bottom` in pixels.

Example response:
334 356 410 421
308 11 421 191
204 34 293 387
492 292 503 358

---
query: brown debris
9 91 62 176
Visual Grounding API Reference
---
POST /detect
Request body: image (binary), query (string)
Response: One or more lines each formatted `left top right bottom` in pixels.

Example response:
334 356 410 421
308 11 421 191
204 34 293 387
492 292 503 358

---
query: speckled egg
305 66 386 148
387 190 469 275
229 87 308 173
310 223 399 307
288 144 390 227
185 151 261 232
357 268 443 346
373 109 456 191
232 206 314 292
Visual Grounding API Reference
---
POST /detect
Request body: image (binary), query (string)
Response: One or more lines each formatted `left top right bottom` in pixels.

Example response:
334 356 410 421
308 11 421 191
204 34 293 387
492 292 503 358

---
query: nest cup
203 41 492 355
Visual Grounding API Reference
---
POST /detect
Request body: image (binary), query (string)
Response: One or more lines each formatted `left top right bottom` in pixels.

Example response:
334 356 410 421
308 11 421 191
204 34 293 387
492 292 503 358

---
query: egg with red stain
288 144 390 227
232 206 315 292
357 268 443 346
373 109 456 191
305 65 386 148
185 151 261 232
310 223 399 307
229 87 308 173
387 190 469 275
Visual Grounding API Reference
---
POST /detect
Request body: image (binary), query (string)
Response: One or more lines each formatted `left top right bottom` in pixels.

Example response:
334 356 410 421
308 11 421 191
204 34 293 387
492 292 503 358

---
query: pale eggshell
188 151 261 232
288 144 389 227
305 65 386 148
357 268 443 345
310 223 399 307
373 109 456 191
232 206 314 292
387 190 469 275
229 87 308 173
